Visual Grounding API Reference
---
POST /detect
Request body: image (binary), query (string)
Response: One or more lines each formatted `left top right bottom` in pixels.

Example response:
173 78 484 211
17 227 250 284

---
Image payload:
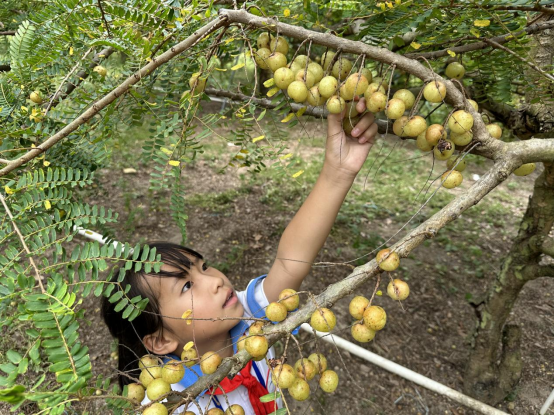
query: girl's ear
142 332 179 356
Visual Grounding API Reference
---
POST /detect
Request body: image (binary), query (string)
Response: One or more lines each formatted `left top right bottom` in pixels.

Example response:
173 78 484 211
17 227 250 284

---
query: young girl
102 100 379 414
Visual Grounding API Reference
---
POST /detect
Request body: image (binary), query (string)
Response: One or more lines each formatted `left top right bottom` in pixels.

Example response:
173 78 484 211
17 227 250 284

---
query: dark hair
101 241 203 388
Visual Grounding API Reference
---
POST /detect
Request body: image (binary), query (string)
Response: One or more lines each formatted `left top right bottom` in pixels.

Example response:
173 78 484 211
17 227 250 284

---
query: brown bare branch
0 64 10 72
0 31 16 36
406 20 554 60
96 0 112 37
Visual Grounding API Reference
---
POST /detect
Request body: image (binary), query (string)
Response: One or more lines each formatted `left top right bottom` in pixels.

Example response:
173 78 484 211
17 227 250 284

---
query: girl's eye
202 262 209 271
182 281 193 293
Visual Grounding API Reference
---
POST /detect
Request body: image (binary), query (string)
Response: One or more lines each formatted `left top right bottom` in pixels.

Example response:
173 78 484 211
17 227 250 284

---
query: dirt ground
6 108 553 415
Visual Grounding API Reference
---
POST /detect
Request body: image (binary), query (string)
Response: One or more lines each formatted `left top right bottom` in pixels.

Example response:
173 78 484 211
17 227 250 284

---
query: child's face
149 256 245 355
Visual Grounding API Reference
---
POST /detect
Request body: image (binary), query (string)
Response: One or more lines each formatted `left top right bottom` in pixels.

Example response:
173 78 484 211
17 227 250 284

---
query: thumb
327 109 346 139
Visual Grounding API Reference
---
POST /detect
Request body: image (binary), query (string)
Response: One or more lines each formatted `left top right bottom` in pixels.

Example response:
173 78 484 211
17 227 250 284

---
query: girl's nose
207 272 225 293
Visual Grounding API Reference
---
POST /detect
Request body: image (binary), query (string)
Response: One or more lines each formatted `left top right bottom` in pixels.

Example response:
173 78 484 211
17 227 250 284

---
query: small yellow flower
284 8 291 17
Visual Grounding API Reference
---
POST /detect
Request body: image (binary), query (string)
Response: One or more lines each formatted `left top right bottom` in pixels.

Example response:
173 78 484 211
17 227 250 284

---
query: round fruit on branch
387 279 410 301
376 248 400 271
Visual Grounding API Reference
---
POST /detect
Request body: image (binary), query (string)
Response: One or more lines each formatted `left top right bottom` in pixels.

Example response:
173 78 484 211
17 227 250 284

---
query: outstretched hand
325 97 378 177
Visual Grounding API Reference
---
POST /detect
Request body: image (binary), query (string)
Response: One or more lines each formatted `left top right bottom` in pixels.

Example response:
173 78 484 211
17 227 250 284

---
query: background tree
0 0 553 413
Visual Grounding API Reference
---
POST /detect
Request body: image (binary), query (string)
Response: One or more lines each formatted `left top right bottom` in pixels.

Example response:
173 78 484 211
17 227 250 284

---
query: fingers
350 112 375 138
327 108 346 139
357 121 378 145
355 97 367 114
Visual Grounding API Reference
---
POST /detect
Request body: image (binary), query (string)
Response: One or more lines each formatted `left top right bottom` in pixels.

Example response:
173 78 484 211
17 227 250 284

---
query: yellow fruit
445 62 465 79
267 52 288 72
392 89 415 110
93 65 107 76
319 370 339 393
448 110 473 134
349 296 369 320
265 302 288 322
387 279 410 301
189 72 207 94
257 33 273 50
385 98 406 120
253 48 271 69
181 345 199 367
363 306 387 331
450 131 473 146
351 322 376 342
365 82 386 96
143 403 168 415
416 131 433 152
360 68 373 84
126 383 145 402
249 321 265 335
287 80 309 103
468 99 478 111
425 124 447 146
366 91 387 113
446 156 467 172
307 62 324 83
326 95 345 114
321 51 335 70
434 140 455 161
274 67 295 90
271 364 296 388
294 358 317 381
289 378 310 401
441 170 463 188
486 124 502 139
307 86 326 106
146 378 171 401
225 404 245 415
423 81 446 103
339 83 354 101
332 58 353 80
345 73 369 97
162 360 185 384
310 308 336 332
207 408 225 415
278 289 299 311
376 248 400 271
318 76 339 98
237 334 247 351
289 61 303 74
295 69 316 88
403 116 428 137
139 367 162 387
392 116 409 137
308 353 327 373
513 163 536 176
30 91 43 104
200 351 222 375
269 37 289 55
245 335 269 358
293 54 310 67
139 355 159 370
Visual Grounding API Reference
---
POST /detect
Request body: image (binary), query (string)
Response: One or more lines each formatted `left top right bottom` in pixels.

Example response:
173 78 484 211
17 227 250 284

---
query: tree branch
0 31 16 36
96 0 112 37
0 64 10 72
406 20 554 60
0 16 229 177
542 237 554 257
449 4 554 14
523 264 554 279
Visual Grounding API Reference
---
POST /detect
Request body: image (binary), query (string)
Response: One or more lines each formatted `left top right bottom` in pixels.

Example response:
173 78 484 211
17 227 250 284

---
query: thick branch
0 31 16 36
406 20 554 60
543 237 554 257
523 264 554 279
0 64 10 72
0 16 229 177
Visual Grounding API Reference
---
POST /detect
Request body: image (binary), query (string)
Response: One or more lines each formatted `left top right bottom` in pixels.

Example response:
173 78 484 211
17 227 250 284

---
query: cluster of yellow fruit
271 353 339 402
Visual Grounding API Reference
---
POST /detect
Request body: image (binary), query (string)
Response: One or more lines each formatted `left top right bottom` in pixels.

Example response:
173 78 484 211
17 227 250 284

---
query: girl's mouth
223 290 237 308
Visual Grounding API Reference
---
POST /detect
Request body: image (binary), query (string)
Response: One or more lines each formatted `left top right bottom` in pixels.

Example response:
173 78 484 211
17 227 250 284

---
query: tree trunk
464 162 554 404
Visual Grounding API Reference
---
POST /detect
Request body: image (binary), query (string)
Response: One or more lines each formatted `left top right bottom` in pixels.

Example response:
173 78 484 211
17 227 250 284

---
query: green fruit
513 163 536 176
434 140 455 161
423 81 446 103
445 62 465 79
143 403 168 415
441 170 463 188
450 131 473 146
30 91 43 104
271 364 296 388
468 99 478 111
448 110 473 134
351 322 376 342
269 37 289 55
289 61 303 74
393 89 415 110
245 335 269 357
376 248 399 271
416 131 433 152
425 124 447 146
146 378 171 401
139 355 159 370
287 80 309 103
274 67 295 90
93 65 107 77
265 302 288 322
189 73 207 94
486 124 502 139
392 116 409 137
200 351 222 375
278 288 299 311
321 51 335 70
139 367 162 387
318 76 339 98
310 308 336 332
363 306 387 331
387 279 410 301
295 69 316 88
446 156 467 172
162 360 185 384
360 68 373 84
365 82 386 98
366 92 387 113
307 62 324 83
126 383 145 402
385 98 406 120
257 33 273 50
343 116 360 135
349 296 369 320
294 358 317 381
308 353 327 373
403 116 428 137
181 346 199 367
326 95 345 114
293 54 311 67
319 370 339 393
307 86 325 106
267 52 287 72
225 404 246 415
332 58 353 80
289 378 310 401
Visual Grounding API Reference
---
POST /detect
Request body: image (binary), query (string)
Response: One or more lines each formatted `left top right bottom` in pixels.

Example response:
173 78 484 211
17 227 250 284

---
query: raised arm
263 98 379 303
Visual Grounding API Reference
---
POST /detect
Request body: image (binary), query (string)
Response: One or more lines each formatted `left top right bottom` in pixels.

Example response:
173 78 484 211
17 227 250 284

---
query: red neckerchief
205 360 276 415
